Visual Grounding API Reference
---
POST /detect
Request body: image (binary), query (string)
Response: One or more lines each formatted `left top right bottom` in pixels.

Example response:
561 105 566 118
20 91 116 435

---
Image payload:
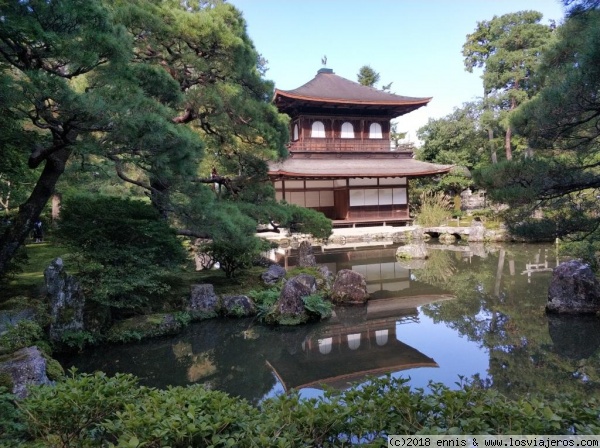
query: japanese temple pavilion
269 68 452 226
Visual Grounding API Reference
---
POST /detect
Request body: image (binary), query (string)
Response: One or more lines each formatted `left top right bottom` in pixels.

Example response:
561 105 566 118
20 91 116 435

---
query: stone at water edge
0 346 52 399
396 243 429 260
270 274 318 324
330 269 369 305
546 260 600 314
188 284 220 317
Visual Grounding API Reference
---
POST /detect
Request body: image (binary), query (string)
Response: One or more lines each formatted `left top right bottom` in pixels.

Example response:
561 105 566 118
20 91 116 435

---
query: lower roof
268 156 452 179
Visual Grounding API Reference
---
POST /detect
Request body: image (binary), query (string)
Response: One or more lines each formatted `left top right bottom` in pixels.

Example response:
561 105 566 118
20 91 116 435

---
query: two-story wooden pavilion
269 68 451 226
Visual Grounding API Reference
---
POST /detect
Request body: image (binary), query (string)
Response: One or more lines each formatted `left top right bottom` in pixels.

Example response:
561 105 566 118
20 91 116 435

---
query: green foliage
0 387 26 445
356 65 380 87
249 288 280 322
480 8 600 254
417 101 488 171
0 321 44 354
44 357 65 382
415 192 452 227
281 204 333 240
56 195 187 312
58 330 97 352
19 370 144 447
13 373 600 446
200 204 272 278
463 10 553 161
302 293 332 319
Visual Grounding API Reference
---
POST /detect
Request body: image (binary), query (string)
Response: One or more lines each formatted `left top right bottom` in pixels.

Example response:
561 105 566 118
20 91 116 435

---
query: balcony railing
288 138 414 153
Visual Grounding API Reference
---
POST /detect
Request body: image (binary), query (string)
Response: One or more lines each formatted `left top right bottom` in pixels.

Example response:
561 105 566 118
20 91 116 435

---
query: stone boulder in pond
396 243 429 260
468 220 485 242
188 284 219 318
546 260 600 314
269 274 317 325
222 295 256 317
0 346 52 399
261 264 286 285
44 258 85 342
298 241 317 267
330 269 369 305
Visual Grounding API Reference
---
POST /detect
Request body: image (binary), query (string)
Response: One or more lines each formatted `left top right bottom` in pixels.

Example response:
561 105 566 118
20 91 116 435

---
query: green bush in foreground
3 372 600 447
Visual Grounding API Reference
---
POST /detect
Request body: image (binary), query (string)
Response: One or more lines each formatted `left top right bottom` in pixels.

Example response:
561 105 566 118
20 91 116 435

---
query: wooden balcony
289 138 415 153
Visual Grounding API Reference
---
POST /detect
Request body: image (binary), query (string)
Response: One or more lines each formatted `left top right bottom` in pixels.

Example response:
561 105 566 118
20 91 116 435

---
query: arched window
293 123 299 141
369 122 383 139
340 121 354 139
375 330 389 346
311 121 325 138
347 333 361 350
318 338 333 355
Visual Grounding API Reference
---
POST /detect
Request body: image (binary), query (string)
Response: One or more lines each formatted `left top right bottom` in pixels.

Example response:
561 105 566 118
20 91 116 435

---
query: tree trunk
488 128 497 164
0 147 70 277
505 126 513 161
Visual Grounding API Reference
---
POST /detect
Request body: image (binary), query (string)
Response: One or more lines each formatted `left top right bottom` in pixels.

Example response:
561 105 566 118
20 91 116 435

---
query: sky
228 0 566 143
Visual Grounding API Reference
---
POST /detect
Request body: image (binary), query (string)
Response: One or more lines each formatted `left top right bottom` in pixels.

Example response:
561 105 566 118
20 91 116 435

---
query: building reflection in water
266 243 454 391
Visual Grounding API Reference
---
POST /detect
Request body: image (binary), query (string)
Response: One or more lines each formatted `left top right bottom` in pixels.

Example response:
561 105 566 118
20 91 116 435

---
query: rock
438 233 457 244
0 346 52 399
546 260 600 314
188 284 220 318
317 265 334 290
330 269 369 305
270 274 317 325
468 220 485 242
261 264 286 285
396 243 429 260
297 241 317 267
411 227 426 242
44 258 85 342
222 295 256 317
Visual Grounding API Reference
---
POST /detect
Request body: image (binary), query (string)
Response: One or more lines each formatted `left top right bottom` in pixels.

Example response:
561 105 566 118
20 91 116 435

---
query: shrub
0 320 44 354
13 373 600 446
0 387 26 445
19 370 144 446
56 195 187 313
416 191 452 226
302 293 333 319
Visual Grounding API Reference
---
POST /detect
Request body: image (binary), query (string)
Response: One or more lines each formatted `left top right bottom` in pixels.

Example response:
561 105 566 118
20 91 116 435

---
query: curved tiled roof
269 156 452 178
274 68 431 114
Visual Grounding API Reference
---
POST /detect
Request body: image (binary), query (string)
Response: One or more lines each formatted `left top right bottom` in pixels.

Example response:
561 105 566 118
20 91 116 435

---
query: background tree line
415 0 600 269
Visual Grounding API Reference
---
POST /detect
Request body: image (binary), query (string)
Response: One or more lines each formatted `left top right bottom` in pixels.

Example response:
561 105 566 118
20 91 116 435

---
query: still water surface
61 242 600 404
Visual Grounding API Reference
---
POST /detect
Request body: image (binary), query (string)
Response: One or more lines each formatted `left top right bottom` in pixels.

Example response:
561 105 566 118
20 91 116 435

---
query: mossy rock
106 313 185 343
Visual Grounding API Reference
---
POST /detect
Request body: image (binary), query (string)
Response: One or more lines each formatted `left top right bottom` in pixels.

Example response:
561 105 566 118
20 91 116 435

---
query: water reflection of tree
415 244 600 399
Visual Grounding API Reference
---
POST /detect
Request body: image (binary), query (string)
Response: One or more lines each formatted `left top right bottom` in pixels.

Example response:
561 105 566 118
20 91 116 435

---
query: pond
59 241 600 404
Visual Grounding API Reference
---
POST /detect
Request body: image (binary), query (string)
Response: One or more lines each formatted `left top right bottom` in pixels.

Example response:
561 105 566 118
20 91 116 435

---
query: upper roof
273 68 432 116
